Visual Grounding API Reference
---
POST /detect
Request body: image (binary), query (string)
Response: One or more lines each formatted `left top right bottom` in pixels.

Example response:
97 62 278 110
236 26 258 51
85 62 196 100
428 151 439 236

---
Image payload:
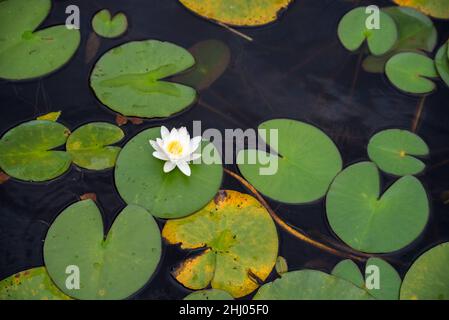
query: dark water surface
1 0 449 299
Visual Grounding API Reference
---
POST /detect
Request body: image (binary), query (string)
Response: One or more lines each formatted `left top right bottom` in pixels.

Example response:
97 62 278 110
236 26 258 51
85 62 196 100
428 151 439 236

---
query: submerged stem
412 96 426 133
214 21 254 42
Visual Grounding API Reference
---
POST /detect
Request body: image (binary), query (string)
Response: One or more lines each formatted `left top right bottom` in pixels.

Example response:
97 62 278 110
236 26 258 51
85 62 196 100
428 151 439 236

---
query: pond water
0 0 449 299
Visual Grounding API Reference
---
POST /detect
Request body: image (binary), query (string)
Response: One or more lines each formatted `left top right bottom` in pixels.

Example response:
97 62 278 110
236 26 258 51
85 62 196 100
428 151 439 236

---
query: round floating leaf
92 9 128 39
392 0 449 19
363 7 437 73
368 129 429 176
184 289 233 300
237 119 342 204
178 0 293 27
172 40 231 91
253 270 373 300
326 162 429 253
0 0 80 80
115 127 222 219
90 40 197 118
66 122 124 170
0 267 70 300
332 259 365 288
44 200 161 300
0 120 71 182
401 242 449 300
385 52 438 94
275 256 288 276
435 42 449 88
163 190 279 298
337 7 398 56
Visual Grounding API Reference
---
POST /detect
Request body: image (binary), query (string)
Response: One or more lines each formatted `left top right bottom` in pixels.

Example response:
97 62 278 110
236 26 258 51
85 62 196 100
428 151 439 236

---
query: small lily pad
338 7 398 56
66 122 124 170
178 0 293 27
90 40 197 118
393 0 449 20
115 127 222 219
326 162 429 253
44 200 162 300
0 0 80 80
0 267 70 300
367 129 429 176
237 119 342 204
401 242 449 300
435 42 449 88
0 120 71 182
163 190 279 298
253 270 373 300
385 52 438 94
275 256 288 275
184 289 234 300
92 9 128 39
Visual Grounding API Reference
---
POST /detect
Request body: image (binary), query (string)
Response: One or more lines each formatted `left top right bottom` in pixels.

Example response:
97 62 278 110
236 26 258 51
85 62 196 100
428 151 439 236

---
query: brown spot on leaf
214 190 227 204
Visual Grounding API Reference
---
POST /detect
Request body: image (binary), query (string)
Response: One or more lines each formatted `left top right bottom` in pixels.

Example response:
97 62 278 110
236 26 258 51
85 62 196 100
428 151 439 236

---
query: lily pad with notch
90 40 197 118
92 9 128 39
237 119 342 204
0 0 80 80
326 162 429 253
162 190 279 298
435 42 449 88
44 199 162 300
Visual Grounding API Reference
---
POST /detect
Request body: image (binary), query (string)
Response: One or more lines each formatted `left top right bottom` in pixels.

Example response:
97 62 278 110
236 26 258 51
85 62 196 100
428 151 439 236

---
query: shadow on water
0 0 449 299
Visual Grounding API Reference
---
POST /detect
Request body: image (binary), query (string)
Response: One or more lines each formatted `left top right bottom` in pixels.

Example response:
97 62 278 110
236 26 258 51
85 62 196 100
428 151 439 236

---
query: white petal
179 127 188 137
163 161 176 173
177 161 191 176
153 151 168 161
161 126 170 139
190 136 202 152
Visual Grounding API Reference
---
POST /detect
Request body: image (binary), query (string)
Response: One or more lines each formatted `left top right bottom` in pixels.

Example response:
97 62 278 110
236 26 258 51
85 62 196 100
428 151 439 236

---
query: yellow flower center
167 140 183 156
399 150 406 158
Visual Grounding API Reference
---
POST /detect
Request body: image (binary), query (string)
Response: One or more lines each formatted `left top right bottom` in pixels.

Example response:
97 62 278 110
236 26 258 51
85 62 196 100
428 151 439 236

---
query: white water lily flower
149 126 202 176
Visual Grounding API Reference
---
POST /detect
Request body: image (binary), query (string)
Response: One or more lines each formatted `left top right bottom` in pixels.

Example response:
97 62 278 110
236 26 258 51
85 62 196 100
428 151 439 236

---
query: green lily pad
392 0 449 20
332 258 401 300
92 9 128 39
0 120 71 182
163 190 279 298
337 7 398 56
44 200 161 300
275 256 288 276
115 127 222 219
435 42 449 88
253 270 373 300
401 242 449 300
0 0 80 80
363 7 437 73
178 0 293 27
66 122 124 170
385 52 438 94
237 119 342 204
184 289 234 300
172 40 231 91
367 129 429 176
0 267 71 300
326 162 429 253
90 40 197 118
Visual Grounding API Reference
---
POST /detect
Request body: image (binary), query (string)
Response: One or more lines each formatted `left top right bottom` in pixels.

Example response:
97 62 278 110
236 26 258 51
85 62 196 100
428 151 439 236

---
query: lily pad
435 42 449 88
0 267 70 300
237 119 342 204
253 270 373 300
401 242 449 300
326 162 429 253
184 289 234 300
337 7 398 56
363 7 437 73
66 122 124 170
385 52 438 94
44 200 161 300
115 127 222 219
90 40 197 118
0 0 80 80
367 129 429 176
172 40 231 91
178 0 293 27
163 190 278 298
92 9 128 39
392 0 449 20
0 120 71 182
